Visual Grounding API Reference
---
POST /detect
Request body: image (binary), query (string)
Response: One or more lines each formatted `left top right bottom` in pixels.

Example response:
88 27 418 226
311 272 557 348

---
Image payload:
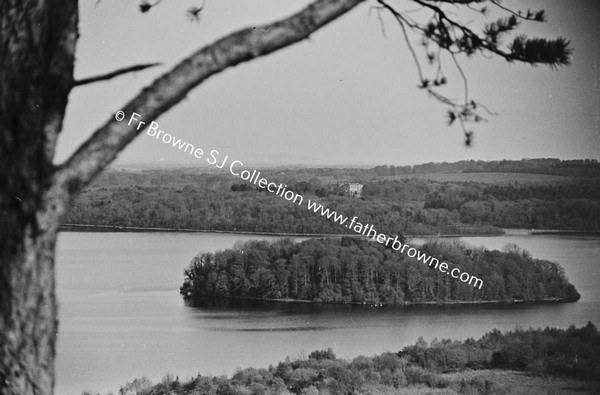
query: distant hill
367 158 600 178
111 158 600 179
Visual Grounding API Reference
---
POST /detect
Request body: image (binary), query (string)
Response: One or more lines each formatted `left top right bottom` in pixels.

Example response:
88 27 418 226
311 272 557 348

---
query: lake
55 231 600 394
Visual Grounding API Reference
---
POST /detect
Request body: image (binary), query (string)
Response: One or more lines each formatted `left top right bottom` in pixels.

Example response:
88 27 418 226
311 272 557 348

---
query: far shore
59 223 506 238
60 223 600 238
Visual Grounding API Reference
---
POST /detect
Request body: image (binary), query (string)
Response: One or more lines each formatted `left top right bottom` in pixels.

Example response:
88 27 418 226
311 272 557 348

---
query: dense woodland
180 237 580 305
65 183 502 236
421 181 600 230
106 322 600 395
65 159 600 235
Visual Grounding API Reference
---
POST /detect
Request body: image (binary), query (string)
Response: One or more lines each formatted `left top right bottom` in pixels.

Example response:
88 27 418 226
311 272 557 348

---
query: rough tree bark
0 1 78 393
0 0 363 393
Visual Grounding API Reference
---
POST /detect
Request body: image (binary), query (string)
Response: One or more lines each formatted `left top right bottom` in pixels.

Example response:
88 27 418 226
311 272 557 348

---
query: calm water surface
55 231 600 394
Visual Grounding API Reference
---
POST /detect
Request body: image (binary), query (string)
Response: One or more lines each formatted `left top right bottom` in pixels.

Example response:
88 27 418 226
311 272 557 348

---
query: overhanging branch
54 0 365 195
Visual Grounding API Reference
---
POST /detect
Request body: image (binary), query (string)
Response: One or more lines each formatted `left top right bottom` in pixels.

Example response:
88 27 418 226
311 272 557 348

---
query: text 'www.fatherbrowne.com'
304 201 483 289
117 111 484 290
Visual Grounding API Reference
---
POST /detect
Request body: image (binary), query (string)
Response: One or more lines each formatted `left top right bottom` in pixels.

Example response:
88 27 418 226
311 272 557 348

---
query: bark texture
0 1 78 394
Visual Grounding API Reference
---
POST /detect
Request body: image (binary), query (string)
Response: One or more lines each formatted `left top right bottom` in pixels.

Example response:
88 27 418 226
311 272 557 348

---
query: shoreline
60 223 600 237
530 229 600 236
187 293 581 307
60 223 356 238
59 223 505 238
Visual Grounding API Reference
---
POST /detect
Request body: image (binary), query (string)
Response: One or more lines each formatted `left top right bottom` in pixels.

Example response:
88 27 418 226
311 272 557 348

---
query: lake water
55 231 600 394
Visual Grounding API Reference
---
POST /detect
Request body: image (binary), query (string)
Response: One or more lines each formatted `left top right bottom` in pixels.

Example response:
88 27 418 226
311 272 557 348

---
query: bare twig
369 6 388 38
409 0 517 60
397 14 425 83
489 0 545 21
376 0 495 145
450 52 468 104
73 63 162 87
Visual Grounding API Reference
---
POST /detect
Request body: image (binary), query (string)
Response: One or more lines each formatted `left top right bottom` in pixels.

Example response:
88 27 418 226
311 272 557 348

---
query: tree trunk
0 0 364 392
0 1 78 393
0 219 60 394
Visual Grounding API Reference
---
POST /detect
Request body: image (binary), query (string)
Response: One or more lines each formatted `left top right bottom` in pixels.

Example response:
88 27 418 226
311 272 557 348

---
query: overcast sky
57 0 600 168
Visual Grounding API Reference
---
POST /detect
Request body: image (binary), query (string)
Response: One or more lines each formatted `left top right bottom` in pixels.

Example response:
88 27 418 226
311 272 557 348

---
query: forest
179 237 580 305
106 322 600 395
64 183 502 236
420 180 600 230
64 159 600 236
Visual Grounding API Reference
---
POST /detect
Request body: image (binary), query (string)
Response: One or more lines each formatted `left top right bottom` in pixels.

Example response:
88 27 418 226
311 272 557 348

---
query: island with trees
179 237 580 306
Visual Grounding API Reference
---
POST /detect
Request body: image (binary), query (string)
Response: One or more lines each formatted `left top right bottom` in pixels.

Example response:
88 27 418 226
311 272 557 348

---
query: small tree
308 347 337 360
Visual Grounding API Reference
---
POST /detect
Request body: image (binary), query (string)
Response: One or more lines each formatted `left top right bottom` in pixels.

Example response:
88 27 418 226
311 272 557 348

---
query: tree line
65 183 502 236
400 321 600 379
368 158 600 178
66 168 600 235
180 237 580 305
108 322 600 395
422 180 600 230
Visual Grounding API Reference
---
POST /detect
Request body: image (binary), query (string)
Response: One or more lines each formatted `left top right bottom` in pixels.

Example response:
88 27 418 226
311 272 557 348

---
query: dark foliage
308 348 336 361
65 160 600 236
422 180 600 230
65 170 504 236
180 237 579 305
400 321 600 380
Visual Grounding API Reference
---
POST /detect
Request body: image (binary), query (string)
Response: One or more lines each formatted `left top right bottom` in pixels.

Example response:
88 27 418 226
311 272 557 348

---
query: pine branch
510 35 572 68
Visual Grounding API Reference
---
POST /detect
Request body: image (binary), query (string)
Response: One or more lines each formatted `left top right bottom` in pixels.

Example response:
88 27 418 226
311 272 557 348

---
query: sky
57 0 600 168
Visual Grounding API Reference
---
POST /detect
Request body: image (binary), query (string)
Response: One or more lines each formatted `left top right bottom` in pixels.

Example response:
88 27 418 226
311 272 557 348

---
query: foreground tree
0 0 571 393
